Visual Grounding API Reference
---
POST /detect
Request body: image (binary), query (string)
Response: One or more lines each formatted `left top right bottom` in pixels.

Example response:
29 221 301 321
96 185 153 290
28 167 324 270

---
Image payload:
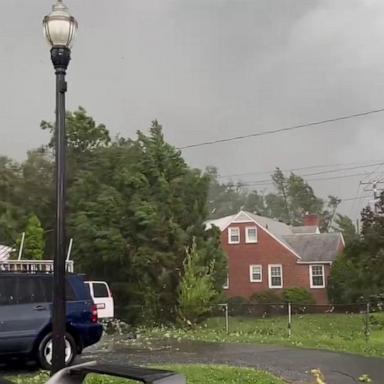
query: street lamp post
43 0 77 374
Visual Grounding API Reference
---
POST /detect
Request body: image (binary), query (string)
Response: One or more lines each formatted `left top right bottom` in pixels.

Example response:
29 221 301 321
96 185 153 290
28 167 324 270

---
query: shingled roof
205 211 343 262
282 233 342 262
291 225 320 234
206 211 292 236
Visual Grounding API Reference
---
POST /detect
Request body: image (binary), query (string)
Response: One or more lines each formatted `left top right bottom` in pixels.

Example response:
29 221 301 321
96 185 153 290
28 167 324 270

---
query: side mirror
46 361 186 384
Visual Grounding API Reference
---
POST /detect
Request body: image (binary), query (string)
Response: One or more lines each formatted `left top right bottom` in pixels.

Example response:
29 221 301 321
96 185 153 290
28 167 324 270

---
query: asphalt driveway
1 336 382 383
82 336 384 383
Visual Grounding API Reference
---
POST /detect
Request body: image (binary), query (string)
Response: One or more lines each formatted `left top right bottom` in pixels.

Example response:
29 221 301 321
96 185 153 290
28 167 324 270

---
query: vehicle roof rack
0 260 73 274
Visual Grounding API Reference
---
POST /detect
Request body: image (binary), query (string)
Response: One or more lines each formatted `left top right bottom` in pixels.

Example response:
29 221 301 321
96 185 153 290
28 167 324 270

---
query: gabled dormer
205 210 301 258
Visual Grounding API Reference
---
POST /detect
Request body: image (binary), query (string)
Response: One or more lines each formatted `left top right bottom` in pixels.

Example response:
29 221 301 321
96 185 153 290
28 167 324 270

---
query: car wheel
37 332 76 370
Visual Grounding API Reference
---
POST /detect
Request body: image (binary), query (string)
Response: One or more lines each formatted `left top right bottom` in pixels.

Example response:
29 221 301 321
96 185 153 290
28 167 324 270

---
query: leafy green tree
329 193 384 303
20 149 55 252
40 106 111 153
178 239 218 325
19 214 45 260
328 254 363 303
0 157 24 245
286 173 323 225
266 169 333 226
61 118 226 322
206 167 248 218
271 168 290 222
264 193 288 221
21 149 54 217
206 167 341 229
320 195 342 232
243 190 267 216
332 214 357 244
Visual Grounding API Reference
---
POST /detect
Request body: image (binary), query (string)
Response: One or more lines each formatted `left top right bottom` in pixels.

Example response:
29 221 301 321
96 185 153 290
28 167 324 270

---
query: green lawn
8 365 284 384
141 312 384 357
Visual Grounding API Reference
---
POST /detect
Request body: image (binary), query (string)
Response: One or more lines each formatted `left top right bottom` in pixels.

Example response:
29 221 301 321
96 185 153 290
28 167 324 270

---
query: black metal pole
51 46 70 374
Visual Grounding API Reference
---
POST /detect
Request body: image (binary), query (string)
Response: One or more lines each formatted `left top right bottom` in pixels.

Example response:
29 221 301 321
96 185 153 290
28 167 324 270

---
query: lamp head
43 0 78 49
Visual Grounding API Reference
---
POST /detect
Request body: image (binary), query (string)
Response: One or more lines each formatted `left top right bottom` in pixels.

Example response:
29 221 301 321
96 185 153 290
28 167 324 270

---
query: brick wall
223 222 330 304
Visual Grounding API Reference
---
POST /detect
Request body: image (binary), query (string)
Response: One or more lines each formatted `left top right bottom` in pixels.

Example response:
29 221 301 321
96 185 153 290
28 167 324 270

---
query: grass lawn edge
5 364 286 384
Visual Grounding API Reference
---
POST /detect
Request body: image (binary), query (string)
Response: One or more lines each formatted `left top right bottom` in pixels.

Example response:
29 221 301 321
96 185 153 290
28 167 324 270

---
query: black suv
0 273 103 369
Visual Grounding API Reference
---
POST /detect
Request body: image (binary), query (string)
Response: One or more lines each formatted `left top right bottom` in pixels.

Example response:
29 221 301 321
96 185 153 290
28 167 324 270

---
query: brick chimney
303 213 320 227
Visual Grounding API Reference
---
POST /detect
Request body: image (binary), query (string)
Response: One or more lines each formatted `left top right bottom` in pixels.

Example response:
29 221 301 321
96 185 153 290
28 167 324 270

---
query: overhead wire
238 172 375 188
218 159 382 179
177 107 384 213
360 163 384 183
341 195 371 202
230 162 384 187
178 107 384 150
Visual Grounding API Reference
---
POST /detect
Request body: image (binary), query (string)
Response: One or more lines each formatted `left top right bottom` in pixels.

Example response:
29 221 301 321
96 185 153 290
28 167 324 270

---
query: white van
85 281 114 319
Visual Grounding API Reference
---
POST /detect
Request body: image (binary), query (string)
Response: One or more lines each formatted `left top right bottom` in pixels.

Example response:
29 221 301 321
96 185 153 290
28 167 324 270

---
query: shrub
178 240 218 325
227 296 249 316
327 254 363 304
227 296 249 306
282 288 315 305
249 290 283 304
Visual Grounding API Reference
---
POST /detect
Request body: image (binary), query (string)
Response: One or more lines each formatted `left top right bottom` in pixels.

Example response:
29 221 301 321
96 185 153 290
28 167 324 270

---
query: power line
233 162 384 186
178 107 384 150
360 163 384 183
298 161 384 177
240 171 376 187
341 195 371 202
218 160 376 179
218 159 383 179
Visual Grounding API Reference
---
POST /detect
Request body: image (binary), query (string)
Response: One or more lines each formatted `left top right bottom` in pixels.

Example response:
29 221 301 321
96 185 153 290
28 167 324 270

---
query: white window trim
310 264 325 288
223 274 229 289
268 264 283 289
245 226 258 243
228 227 240 244
249 264 262 282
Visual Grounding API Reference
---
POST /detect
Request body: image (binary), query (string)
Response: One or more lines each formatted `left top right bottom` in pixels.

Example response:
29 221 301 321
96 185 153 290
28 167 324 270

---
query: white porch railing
0 260 74 273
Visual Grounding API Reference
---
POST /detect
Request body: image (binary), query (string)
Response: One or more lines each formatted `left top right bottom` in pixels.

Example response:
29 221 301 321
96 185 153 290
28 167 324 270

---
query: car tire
37 332 76 370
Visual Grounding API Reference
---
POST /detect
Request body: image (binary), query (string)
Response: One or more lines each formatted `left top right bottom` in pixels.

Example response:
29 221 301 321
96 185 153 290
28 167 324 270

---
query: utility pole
360 179 384 214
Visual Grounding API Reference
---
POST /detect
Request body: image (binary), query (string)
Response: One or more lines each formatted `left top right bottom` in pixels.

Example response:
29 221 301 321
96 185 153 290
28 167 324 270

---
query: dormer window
246 226 258 243
228 227 240 244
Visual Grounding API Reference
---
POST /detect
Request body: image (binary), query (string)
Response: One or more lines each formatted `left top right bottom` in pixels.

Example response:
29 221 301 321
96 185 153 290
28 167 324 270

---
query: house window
245 227 258 243
223 274 229 289
228 227 240 244
310 265 325 288
268 264 283 288
249 265 262 282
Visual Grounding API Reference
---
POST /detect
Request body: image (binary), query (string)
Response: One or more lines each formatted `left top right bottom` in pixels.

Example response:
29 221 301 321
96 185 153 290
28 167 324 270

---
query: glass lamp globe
43 0 78 48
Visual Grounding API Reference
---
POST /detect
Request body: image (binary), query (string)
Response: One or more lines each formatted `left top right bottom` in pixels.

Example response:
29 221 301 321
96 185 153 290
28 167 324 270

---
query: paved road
82 336 384 383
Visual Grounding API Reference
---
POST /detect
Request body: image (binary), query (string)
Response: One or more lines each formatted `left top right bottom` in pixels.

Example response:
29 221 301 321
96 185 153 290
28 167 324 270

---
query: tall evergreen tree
19 214 45 260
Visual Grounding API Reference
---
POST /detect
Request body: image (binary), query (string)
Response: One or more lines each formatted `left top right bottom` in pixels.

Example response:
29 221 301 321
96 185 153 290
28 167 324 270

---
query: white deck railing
0 260 74 273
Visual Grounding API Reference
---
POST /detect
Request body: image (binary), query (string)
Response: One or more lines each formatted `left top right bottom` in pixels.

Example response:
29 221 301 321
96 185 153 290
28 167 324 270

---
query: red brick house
206 211 344 304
